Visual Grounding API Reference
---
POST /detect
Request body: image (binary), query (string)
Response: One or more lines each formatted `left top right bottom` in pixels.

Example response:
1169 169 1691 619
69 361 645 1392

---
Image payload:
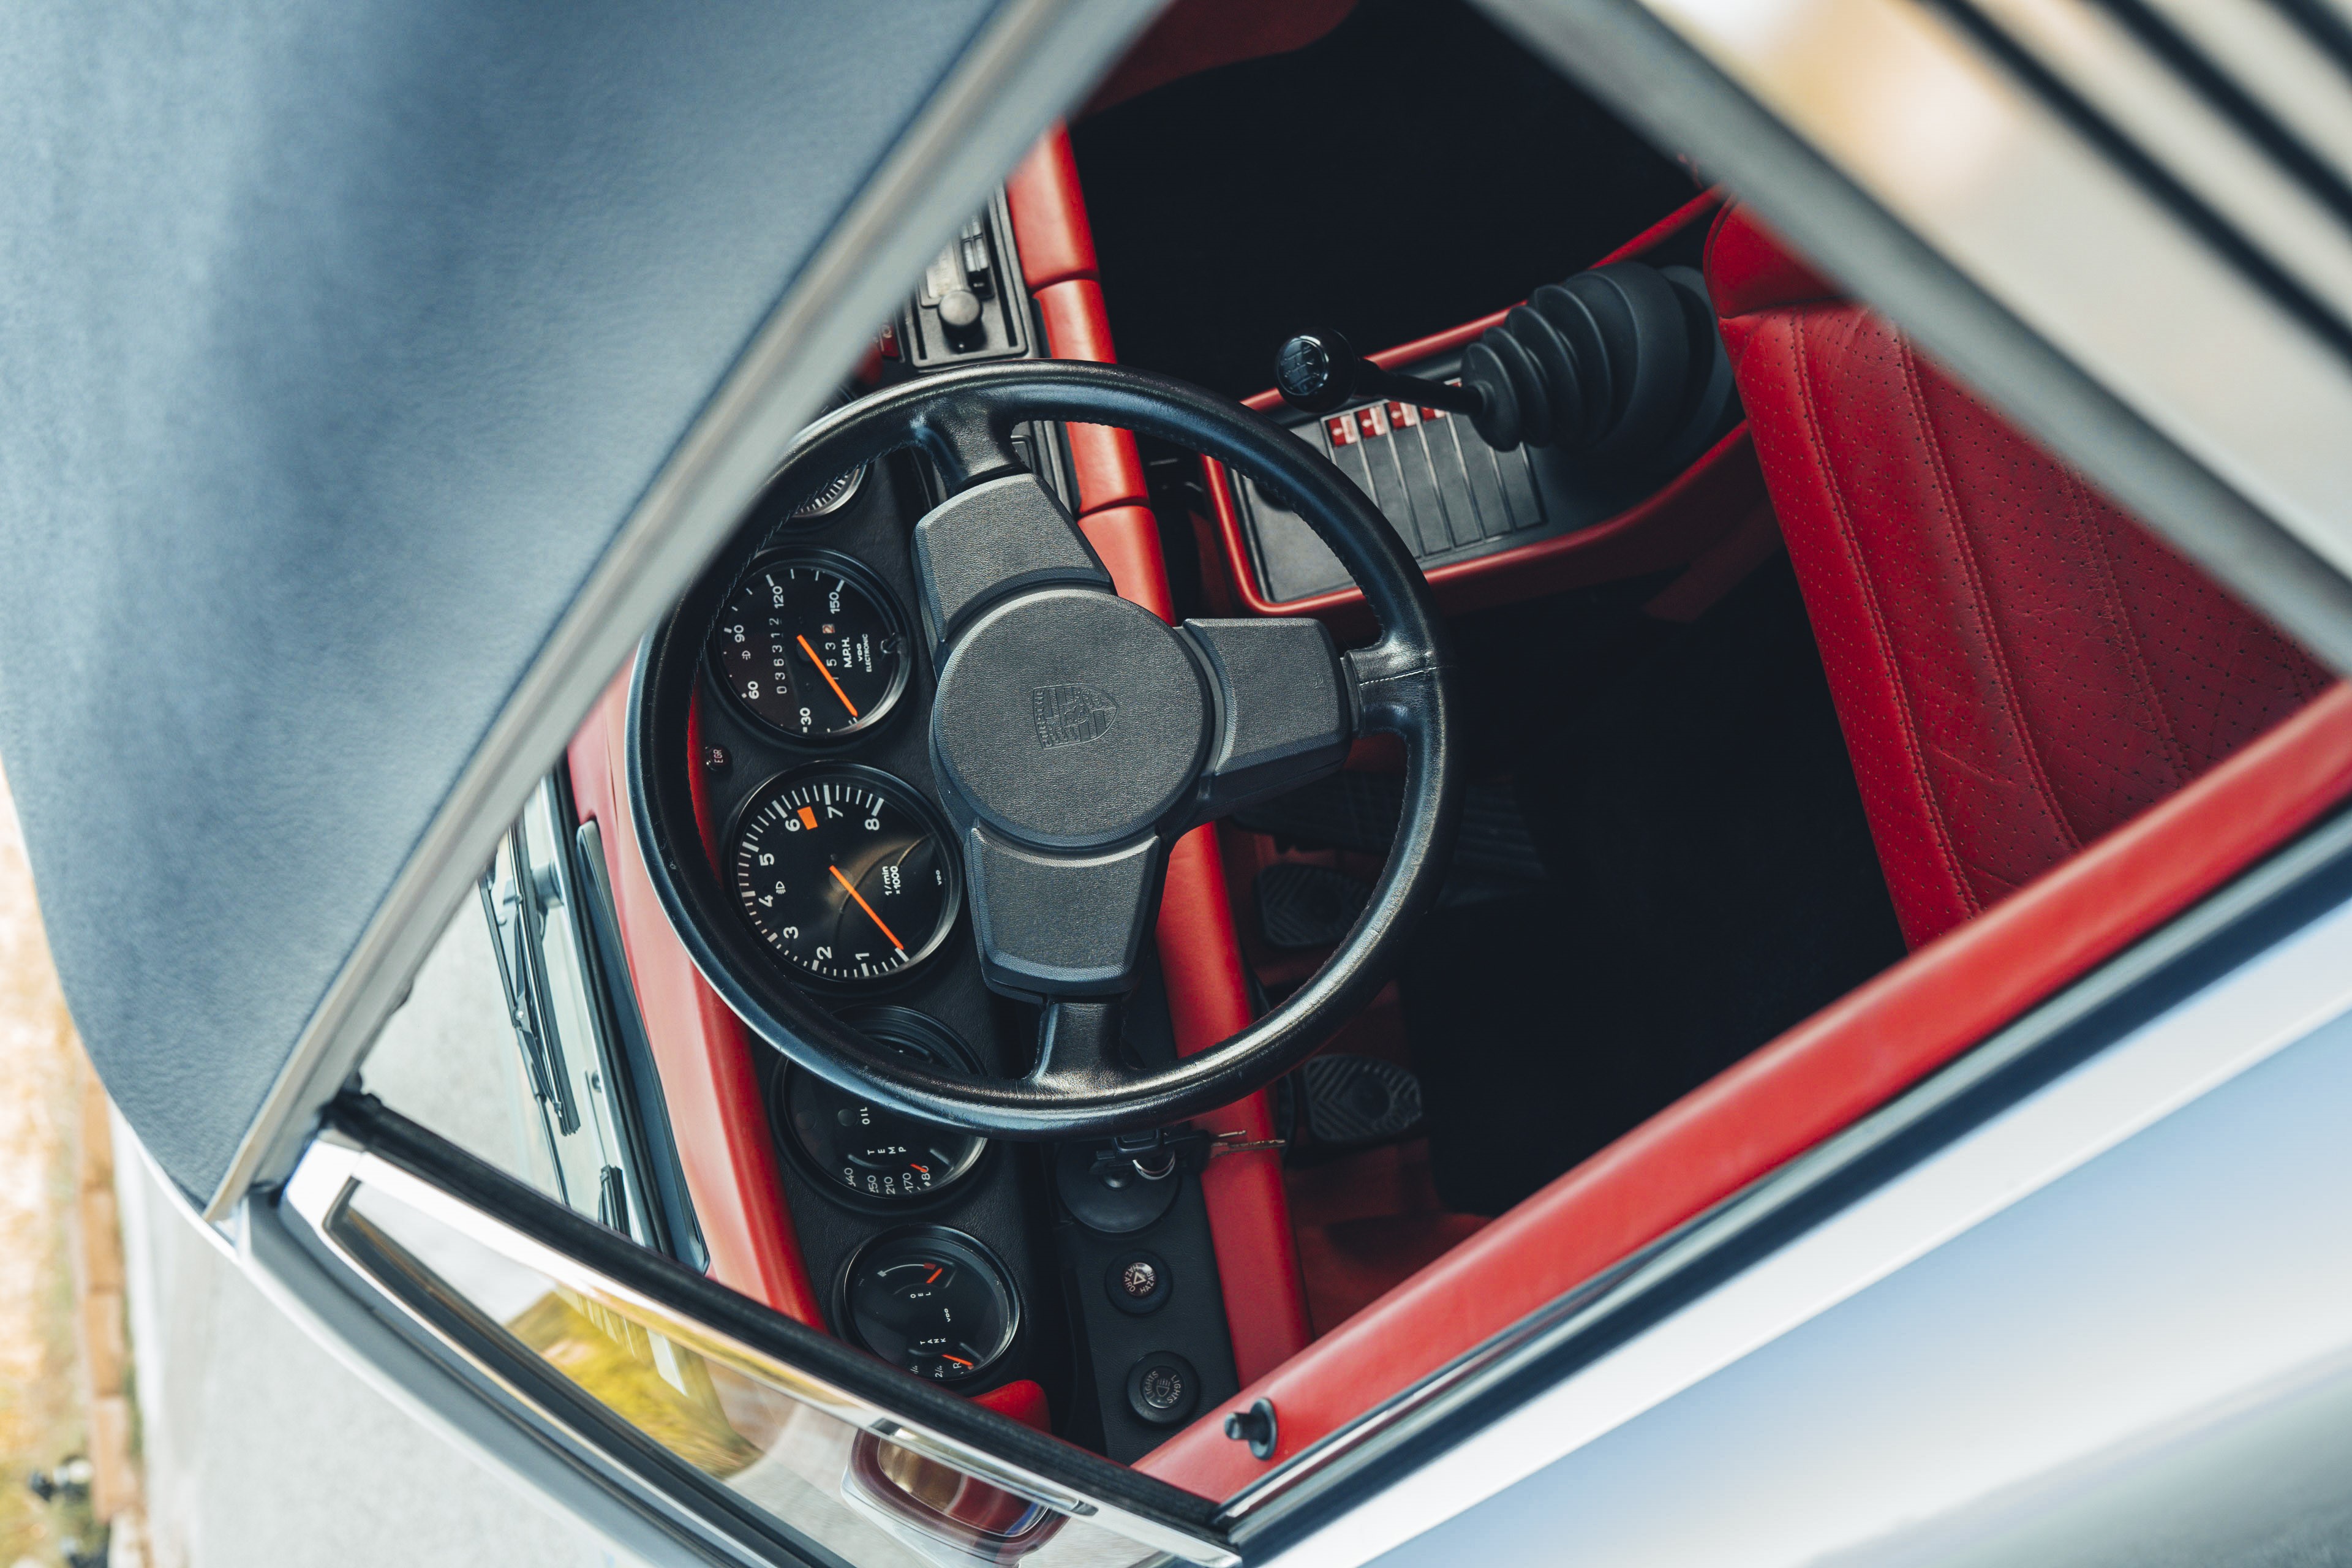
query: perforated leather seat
1706 203 2329 948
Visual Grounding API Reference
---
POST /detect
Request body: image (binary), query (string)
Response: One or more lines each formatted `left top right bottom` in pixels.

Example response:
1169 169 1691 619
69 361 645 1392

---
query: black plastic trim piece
573 811 707 1271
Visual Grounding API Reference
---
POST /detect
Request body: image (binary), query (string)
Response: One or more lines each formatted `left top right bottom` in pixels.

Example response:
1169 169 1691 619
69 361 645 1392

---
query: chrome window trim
205 0 1166 1222
252 1137 788 1567
1221 807 2352 1558
276 1123 1241 1568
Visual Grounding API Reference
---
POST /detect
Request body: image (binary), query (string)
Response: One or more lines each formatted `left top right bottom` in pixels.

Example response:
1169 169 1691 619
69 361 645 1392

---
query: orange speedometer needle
830 863 905 953
797 634 859 718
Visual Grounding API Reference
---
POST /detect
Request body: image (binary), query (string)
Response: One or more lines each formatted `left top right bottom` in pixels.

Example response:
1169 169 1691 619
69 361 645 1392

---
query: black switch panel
901 192 1029 368
1228 342 1675 604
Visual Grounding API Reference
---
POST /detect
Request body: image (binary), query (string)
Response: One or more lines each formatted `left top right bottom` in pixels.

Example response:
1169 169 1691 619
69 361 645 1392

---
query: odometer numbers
728 767 958 986
709 551 909 744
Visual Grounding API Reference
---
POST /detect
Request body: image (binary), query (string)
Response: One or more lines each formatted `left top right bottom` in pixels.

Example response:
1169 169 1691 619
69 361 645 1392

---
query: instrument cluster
692 442 1000 1215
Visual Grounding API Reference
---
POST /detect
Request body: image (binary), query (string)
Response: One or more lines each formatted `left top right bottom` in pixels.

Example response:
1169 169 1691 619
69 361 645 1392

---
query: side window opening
364 770 704 1271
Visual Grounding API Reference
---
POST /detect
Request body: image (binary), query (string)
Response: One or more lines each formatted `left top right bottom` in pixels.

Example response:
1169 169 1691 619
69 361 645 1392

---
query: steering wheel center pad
932 586 1210 849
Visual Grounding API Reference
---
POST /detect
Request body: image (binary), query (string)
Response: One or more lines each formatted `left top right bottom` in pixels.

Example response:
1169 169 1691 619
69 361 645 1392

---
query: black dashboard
633 195 1244 1459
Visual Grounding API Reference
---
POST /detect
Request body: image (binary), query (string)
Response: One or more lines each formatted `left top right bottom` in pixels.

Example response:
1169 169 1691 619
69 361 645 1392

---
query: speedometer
709 551 910 744
727 766 959 986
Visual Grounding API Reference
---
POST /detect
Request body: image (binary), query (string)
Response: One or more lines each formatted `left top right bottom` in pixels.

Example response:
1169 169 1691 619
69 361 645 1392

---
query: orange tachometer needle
797 634 859 718
830 863 905 953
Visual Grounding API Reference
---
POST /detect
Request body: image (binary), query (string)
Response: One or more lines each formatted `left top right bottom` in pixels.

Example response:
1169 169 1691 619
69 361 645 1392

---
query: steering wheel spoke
962 824 1165 999
1182 617 1354 823
1028 998 1130 1096
910 472 1112 659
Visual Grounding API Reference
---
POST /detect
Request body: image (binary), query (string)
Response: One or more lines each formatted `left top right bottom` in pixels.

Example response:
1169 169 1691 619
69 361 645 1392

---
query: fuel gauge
842 1227 1019 1384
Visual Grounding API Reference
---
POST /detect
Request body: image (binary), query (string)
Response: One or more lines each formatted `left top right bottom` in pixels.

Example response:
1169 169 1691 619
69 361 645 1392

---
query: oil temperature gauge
783 1009 987 1204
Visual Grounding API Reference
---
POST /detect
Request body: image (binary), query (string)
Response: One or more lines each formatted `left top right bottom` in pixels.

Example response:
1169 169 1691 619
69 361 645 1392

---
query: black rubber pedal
1255 862 1371 949
1299 1054 1424 1147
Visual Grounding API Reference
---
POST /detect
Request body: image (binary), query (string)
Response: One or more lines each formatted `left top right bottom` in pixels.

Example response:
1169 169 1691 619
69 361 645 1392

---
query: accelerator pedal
1256 862 1373 949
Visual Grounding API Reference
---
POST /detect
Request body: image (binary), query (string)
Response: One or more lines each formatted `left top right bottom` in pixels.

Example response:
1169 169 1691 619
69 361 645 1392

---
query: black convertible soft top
0 0 1042 1203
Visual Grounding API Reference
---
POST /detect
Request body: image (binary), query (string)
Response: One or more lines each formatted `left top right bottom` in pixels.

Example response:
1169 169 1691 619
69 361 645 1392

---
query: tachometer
728 766 959 986
709 551 910 743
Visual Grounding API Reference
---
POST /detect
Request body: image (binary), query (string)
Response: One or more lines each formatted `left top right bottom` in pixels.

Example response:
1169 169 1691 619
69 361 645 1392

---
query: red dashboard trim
1139 684 2352 1496
1033 278 1153 513
1205 425 1765 630
973 1379 1052 1434
1005 126 1098 290
1596 187 1728 270
1080 0 1360 116
1077 503 1177 623
1159 827 1313 1386
1199 192 1765 623
1005 148 1314 1391
568 674 826 1325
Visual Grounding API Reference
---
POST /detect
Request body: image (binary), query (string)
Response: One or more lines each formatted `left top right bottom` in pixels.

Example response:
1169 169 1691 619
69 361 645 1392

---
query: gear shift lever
1273 329 1485 420
1275 258 1735 467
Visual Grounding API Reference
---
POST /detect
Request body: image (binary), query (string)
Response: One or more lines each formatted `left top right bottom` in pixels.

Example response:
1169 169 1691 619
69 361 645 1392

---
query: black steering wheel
632 359 1458 1140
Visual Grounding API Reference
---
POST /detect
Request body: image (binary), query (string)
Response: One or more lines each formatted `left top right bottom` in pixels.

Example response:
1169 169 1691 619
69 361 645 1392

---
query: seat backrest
1706 203 2328 948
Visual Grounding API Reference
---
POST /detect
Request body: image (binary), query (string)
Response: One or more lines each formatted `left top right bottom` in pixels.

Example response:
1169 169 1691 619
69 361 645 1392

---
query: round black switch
938 287 984 350
1105 1250 1171 1316
1126 1352 1200 1427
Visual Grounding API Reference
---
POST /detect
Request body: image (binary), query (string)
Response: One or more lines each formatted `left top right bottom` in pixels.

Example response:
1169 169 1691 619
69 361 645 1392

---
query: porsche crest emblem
1032 682 1117 748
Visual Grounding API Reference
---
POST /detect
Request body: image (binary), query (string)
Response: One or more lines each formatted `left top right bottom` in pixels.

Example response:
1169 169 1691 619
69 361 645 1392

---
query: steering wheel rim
631 358 1460 1140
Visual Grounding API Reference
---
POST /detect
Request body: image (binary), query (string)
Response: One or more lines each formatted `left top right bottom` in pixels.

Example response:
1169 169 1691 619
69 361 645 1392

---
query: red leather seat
1705 205 2329 948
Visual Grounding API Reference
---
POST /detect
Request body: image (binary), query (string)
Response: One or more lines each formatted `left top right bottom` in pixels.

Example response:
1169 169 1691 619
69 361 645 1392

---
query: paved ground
113 899 649 1568
0 771 102 1565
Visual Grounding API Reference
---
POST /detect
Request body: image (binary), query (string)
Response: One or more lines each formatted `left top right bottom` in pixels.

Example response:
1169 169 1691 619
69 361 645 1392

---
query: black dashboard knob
938 286 985 351
1126 1352 1200 1426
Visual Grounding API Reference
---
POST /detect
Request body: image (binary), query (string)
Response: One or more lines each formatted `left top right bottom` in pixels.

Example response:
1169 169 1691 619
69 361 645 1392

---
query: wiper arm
478 833 581 1137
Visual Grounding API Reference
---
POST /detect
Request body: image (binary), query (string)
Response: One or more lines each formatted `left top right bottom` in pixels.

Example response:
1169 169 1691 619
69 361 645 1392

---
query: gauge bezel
837 1224 1022 1386
782 460 868 520
722 762 965 990
778 1008 991 1210
704 547 913 748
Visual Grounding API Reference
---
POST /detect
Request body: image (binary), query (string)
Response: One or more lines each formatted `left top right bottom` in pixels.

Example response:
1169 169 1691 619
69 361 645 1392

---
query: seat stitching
1791 315 1978 920
2069 467 2190 783
1898 341 2084 854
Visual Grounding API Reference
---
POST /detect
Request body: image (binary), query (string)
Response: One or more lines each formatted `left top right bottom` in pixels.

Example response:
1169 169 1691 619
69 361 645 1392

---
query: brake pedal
1299 1054 1423 1147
